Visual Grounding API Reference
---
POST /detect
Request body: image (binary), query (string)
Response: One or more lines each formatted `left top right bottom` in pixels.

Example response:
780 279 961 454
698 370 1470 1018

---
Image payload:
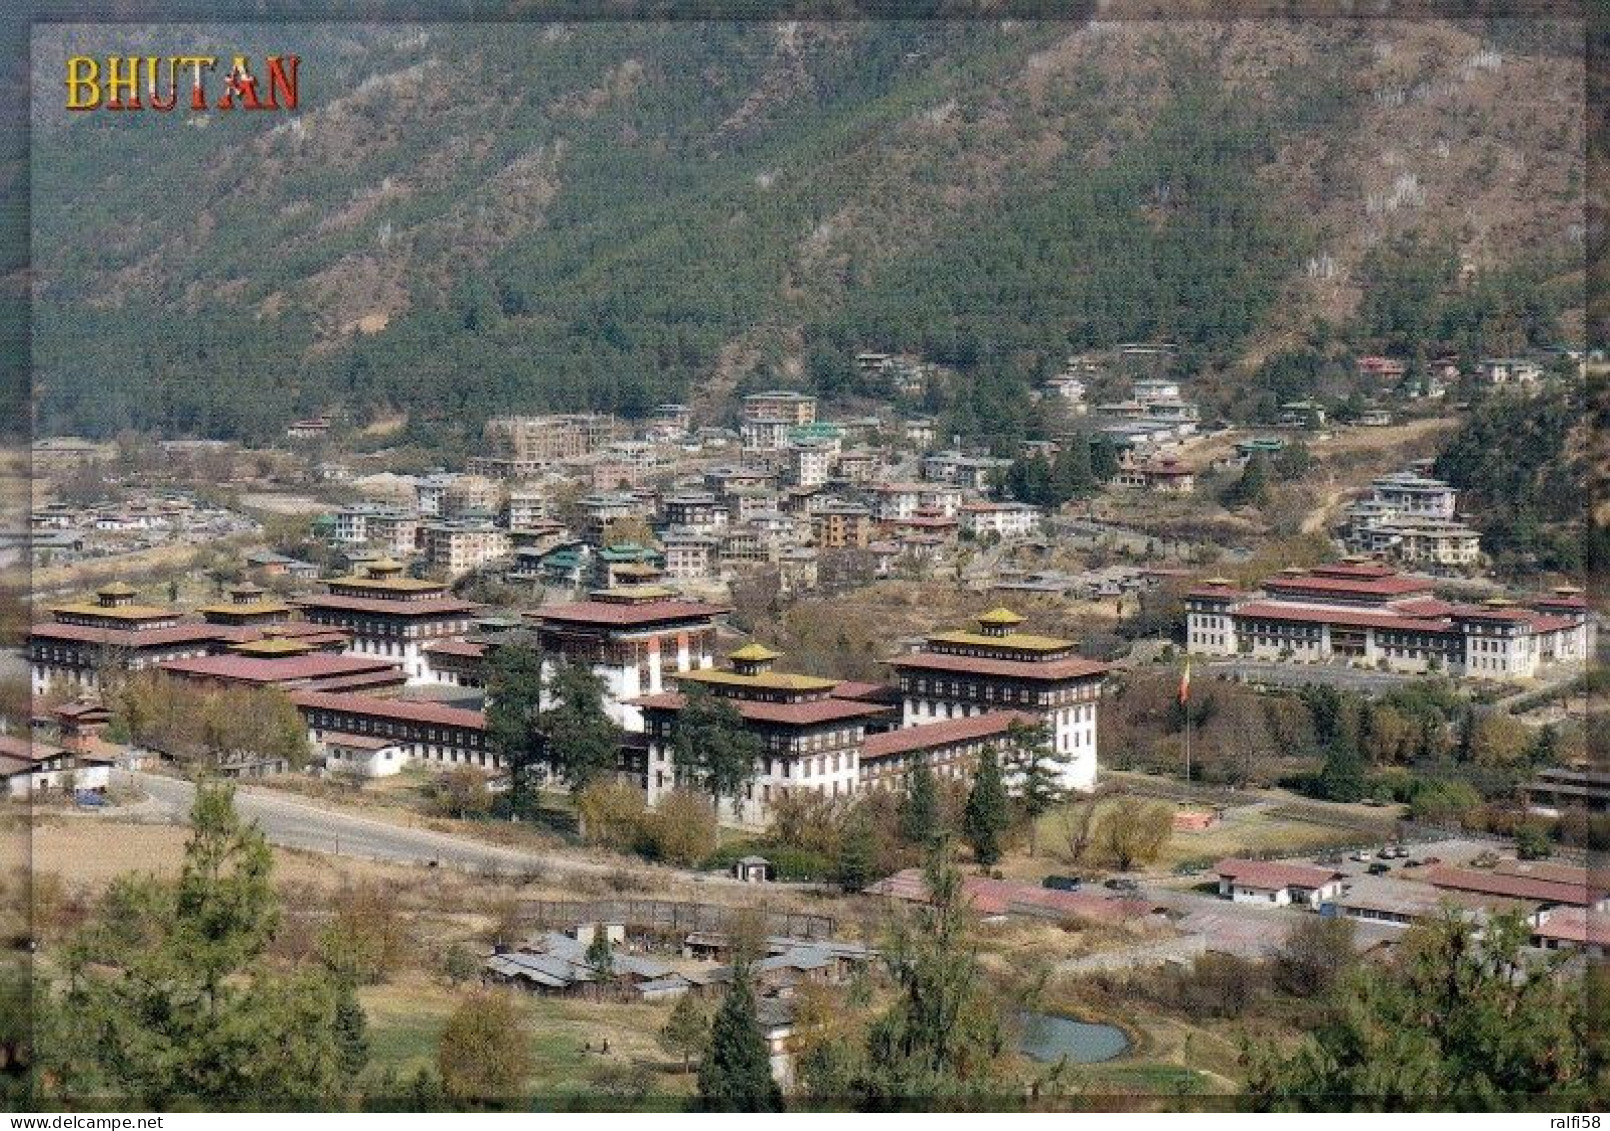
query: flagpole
1182 657 1192 790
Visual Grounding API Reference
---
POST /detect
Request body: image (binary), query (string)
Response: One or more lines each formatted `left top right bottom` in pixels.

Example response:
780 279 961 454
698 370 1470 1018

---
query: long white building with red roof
1185 562 1590 680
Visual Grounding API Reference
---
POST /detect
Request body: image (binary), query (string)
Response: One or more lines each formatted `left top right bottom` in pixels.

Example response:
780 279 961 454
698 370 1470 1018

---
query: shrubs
641 789 719 866
1406 778 1483 825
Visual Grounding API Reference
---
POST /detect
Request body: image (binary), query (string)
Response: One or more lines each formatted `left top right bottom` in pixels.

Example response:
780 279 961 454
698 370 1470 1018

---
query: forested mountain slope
29 19 1583 443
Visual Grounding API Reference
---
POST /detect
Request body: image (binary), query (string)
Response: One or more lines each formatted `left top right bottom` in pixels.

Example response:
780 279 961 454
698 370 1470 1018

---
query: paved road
127 771 636 881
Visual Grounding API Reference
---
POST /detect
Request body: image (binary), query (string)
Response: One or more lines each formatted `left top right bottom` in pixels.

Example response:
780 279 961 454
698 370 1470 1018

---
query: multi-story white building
1184 563 1592 680
887 608 1107 790
505 487 547 532
295 560 480 684
661 530 720 580
1340 469 1479 568
1477 357 1545 386
632 644 888 826
958 502 1039 539
527 587 727 732
785 441 835 489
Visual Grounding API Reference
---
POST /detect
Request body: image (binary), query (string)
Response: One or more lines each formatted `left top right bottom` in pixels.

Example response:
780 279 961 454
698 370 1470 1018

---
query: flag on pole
1178 657 1191 705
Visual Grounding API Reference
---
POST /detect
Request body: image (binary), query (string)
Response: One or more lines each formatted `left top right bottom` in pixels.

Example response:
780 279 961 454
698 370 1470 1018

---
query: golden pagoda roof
729 642 782 663
976 607 1026 626
96 581 137 597
50 601 174 621
929 629 1074 653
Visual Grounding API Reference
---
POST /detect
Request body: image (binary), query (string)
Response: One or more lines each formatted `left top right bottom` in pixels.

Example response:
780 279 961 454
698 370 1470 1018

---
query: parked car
1367 862 1391 876
1351 851 1372 862
1104 877 1139 892
1390 845 1409 859
1042 875 1082 892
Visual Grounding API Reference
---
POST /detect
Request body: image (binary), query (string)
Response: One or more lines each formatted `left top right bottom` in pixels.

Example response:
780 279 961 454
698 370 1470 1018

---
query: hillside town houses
20 341 1593 834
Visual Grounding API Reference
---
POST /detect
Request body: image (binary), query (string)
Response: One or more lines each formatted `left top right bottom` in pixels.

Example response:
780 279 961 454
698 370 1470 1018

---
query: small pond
1016 1011 1130 1065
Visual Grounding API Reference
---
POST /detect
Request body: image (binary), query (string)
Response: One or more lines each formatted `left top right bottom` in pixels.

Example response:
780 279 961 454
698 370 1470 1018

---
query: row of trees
107 672 309 772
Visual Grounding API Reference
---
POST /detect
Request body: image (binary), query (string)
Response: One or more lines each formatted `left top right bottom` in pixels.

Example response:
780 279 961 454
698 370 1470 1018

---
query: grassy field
1001 794 1382 885
360 973 695 1104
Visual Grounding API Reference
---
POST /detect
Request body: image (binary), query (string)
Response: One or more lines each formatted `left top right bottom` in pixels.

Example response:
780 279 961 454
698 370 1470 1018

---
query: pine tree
658 992 710 1073
834 814 877 893
586 924 615 982
51 785 355 1108
851 839 1012 1103
962 747 1010 867
1318 741 1367 803
1002 720 1067 857
333 974 370 1080
541 659 620 791
696 960 783 1112
898 760 940 846
485 641 547 817
673 686 764 806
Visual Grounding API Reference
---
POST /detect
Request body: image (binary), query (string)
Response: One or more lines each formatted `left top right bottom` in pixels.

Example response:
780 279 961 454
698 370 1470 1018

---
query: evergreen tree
1318 741 1367 803
1052 433 1096 499
696 960 783 1112
485 641 546 817
1224 452 1272 508
658 992 710 1073
1001 720 1067 857
962 747 1010 867
834 813 878 893
845 840 1012 1104
51 785 355 1108
1089 437 1121 482
333 974 370 1080
898 760 941 846
1248 911 1600 1108
672 686 764 806
586 924 615 981
541 659 620 791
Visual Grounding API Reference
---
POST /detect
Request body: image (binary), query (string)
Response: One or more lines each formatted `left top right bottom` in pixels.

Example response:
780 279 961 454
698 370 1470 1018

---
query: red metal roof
290 691 485 730
1532 907 1610 946
28 622 237 648
829 680 901 703
424 640 488 658
863 711 1032 759
1494 859 1596 887
530 599 727 628
1215 858 1343 891
159 653 402 685
887 651 1109 681
295 595 480 616
1421 865 1604 906
321 732 400 751
1233 602 1456 633
0 734 66 764
1264 574 1433 598
629 691 887 727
